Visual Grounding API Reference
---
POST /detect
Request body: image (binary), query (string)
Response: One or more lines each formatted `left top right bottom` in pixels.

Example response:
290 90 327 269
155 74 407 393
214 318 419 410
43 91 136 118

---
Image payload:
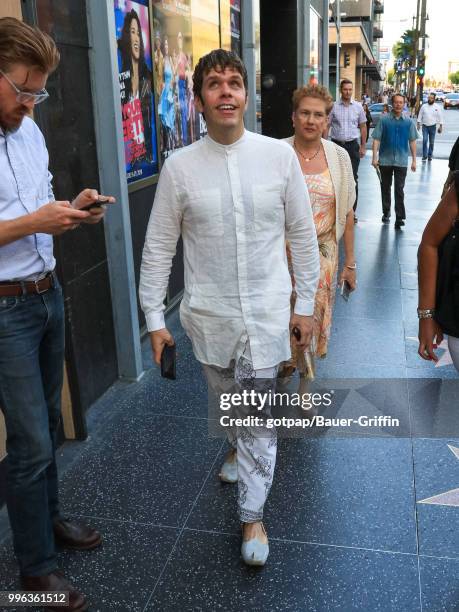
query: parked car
444 93 459 109
435 90 446 102
368 103 392 127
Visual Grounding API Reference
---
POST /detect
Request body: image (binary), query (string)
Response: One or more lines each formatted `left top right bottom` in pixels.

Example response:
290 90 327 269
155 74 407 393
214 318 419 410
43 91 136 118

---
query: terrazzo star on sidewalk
139 49 320 566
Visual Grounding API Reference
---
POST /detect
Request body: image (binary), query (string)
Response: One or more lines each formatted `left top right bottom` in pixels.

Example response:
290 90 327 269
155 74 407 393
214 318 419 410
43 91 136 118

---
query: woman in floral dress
282 85 357 390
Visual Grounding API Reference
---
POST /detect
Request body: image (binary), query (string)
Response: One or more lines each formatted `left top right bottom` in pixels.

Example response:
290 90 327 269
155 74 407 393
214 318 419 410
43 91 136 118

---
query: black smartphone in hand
292 326 301 341
80 197 111 211
160 343 176 380
340 280 351 301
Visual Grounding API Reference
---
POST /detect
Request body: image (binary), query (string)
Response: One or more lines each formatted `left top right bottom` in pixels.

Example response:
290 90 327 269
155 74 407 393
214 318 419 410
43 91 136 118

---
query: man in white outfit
139 49 320 565
417 93 443 161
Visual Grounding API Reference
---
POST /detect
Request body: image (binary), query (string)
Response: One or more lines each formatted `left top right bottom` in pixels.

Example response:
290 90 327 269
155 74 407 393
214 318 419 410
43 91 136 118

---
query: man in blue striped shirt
0 17 113 610
372 93 418 229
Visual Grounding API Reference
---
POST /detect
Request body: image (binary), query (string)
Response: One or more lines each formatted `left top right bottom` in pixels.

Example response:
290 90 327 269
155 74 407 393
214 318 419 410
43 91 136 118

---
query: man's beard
0 107 26 130
428 100 434 105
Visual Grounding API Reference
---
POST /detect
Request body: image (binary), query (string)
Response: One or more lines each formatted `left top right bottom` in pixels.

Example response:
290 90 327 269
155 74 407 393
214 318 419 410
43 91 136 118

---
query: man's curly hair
193 49 248 102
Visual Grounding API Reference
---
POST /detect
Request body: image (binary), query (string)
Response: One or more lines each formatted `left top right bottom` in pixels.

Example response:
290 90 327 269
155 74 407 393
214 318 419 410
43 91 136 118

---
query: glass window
309 7 322 84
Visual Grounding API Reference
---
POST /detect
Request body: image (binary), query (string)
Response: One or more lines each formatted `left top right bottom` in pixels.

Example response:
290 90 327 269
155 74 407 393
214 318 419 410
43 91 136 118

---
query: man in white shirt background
417 93 443 161
139 49 320 566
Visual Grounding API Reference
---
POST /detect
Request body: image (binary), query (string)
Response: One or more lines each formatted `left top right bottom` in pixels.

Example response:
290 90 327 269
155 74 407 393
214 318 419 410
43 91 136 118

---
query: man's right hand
32 202 90 235
371 158 379 168
150 328 175 365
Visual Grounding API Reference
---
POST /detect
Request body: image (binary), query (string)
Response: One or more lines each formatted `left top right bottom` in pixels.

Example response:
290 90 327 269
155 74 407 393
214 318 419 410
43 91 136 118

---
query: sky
381 0 459 81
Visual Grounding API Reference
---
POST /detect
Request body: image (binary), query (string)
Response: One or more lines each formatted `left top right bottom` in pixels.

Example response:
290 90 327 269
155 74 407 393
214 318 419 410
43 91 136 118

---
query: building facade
329 0 385 100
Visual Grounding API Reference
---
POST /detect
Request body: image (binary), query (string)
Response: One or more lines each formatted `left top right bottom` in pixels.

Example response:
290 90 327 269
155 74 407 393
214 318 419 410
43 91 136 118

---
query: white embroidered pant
203 345 278 523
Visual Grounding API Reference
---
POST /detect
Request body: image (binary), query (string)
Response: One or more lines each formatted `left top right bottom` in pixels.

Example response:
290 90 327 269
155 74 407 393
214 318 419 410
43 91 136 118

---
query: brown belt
0 273 55 297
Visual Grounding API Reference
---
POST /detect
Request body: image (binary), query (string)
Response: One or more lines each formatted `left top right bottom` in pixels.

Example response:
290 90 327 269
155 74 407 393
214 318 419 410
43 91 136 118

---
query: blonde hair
0 17 60 74
292 84 334 114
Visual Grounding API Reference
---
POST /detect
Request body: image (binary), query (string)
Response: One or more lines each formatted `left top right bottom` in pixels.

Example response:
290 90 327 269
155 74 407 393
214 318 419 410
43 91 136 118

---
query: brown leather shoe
53 519 102 551
21 571 88 611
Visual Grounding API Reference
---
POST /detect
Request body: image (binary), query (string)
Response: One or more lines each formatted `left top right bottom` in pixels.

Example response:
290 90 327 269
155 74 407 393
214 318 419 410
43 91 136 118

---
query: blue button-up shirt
372 112 418 167
0 116 55 281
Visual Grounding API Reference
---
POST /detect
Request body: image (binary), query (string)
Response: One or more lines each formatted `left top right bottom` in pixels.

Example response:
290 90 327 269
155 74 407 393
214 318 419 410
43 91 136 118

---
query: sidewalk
0 156 458 612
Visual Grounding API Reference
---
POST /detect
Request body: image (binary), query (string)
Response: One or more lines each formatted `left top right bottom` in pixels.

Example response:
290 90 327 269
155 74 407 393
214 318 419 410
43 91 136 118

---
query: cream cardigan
284 136 356 242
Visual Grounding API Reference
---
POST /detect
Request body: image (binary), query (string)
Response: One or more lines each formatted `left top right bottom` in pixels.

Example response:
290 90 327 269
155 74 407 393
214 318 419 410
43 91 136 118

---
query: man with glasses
0 17 113 610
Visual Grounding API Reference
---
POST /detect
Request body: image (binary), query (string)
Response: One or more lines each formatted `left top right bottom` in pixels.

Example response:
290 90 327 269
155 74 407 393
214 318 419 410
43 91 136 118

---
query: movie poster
114 0 159 184
152 0 200 162
230 0 241 55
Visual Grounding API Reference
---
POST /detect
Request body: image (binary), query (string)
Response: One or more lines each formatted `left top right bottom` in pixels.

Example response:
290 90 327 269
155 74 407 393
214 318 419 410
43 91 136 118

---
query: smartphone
292 326 301 341
80 197 111 211
340 280 351 301
160 343 176 380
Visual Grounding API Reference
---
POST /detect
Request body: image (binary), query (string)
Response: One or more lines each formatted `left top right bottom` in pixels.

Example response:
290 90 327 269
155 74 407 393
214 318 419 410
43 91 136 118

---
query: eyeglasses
0 69 49 105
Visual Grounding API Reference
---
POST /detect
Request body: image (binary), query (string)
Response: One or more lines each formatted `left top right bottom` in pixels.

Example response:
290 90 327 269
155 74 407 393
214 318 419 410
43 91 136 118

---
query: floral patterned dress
285 167 337 372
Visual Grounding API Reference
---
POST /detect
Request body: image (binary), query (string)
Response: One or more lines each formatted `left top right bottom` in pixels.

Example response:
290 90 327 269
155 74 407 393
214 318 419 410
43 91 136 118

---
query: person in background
417 92 443 162
442 136 459 197
0 17 113 610
327 79 367 223
363 102 372 143
418 172 459 370
372 93 418 229
382 103 390 115
281 84 356 392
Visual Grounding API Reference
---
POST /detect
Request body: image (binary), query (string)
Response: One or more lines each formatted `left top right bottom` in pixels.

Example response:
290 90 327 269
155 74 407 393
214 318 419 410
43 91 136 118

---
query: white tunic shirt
139 130 320 369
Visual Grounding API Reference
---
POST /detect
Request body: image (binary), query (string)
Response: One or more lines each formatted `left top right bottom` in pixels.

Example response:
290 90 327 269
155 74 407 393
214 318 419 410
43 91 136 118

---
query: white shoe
241 522 269 566
219 454 237 483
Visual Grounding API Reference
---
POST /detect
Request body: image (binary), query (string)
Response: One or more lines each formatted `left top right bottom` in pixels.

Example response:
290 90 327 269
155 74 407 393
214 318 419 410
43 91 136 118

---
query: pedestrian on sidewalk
442 136 459 197
139 49 320 567
417 93 443 161
326 79 367 223
417 171 459 370
0 17 112 611
280 84 356 394
372 93 418 229
363 102 372 142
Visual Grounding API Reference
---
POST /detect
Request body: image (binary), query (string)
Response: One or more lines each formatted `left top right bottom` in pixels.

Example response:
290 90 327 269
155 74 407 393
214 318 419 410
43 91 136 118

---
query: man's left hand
72 188 115 224
438 126 443 134
359 145 366 159
290 314 313 351
411 160 416 172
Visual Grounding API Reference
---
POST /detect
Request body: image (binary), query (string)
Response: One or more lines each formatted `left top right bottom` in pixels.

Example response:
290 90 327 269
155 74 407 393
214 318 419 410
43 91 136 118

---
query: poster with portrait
152 0 199 162
114 0 159 184
230 0 241 55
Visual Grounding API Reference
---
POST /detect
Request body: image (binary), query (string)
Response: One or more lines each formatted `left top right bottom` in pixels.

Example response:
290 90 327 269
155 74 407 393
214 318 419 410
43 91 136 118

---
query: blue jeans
422 124 436 158
0 282 64 576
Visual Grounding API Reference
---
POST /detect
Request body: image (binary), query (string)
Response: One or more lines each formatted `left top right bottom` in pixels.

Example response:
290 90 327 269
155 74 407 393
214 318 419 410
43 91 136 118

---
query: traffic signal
417 59 425 77
343 52 351 68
